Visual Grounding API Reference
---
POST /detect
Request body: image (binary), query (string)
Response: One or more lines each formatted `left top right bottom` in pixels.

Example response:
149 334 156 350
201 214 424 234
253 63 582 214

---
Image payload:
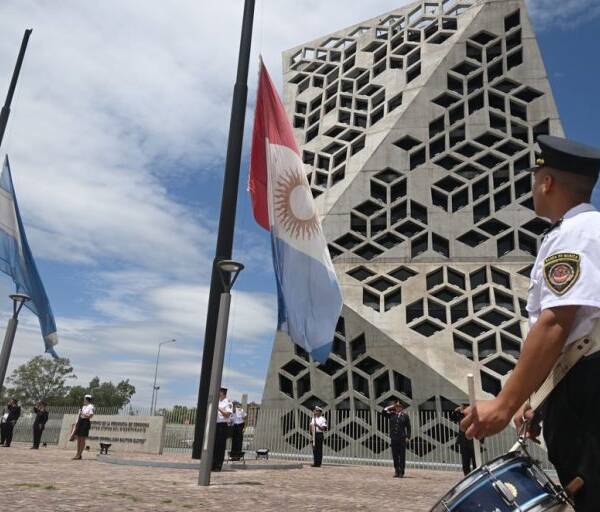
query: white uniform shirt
217 398 233 423
232 408 247 425
527 203 600 346
311 416 327 433
81 404 95 417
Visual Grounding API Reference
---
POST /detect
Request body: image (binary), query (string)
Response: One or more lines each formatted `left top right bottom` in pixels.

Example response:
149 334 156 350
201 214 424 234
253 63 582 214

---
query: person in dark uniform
0 398 21 447
382 400 411 478
212 387 232 471
72 394 94 460
309 406 327 467
450 404 476 475
31 400 49 449
461 135 600 511
230 401 247 457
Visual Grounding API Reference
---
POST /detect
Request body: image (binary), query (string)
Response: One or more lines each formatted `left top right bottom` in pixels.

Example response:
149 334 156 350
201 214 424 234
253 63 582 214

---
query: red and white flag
248 61 342 363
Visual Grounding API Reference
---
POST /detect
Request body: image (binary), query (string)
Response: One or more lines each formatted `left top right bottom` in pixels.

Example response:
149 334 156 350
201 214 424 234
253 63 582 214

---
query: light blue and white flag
0 156 58 357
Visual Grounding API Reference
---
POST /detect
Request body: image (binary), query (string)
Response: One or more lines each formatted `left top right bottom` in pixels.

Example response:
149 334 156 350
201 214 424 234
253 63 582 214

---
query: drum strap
529 321 600 412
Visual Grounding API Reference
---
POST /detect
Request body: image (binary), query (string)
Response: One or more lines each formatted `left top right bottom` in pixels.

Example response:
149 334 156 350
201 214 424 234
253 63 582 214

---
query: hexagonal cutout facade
258 0 559 461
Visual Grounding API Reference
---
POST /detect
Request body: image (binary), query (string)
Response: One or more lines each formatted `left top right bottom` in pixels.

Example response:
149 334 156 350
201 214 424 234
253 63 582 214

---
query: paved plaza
0 444 463 511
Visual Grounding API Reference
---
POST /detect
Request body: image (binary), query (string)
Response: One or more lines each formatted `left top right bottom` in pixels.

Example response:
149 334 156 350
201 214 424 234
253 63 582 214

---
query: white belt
529 320 600 412
510 321 600 453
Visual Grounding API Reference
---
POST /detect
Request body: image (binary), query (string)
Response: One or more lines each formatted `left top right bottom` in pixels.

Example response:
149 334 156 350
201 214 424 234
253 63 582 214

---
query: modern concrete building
258 0 562 459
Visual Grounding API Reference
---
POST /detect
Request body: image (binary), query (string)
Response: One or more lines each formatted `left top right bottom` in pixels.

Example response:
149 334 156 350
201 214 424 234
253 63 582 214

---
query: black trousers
231 423 244 453
544 355 600 512
312 432 324 466
32 424 45 448
0 422 15 446
459 442 475 476
390 437 407 475
212 422 228 470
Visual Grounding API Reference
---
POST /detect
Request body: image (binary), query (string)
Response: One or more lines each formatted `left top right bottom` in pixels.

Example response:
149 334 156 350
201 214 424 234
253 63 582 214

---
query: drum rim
432 451 562 510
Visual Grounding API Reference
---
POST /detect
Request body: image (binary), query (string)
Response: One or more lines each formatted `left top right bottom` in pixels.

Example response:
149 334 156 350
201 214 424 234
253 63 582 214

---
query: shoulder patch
543 252 581 295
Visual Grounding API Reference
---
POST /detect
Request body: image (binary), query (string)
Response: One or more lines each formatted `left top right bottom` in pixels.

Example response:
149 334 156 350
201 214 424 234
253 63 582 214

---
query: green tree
61 377 136 408
5 356 76 405
157 405 196 424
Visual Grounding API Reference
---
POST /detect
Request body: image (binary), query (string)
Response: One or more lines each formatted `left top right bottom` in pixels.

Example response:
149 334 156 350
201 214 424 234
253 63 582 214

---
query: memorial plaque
58 415 166 454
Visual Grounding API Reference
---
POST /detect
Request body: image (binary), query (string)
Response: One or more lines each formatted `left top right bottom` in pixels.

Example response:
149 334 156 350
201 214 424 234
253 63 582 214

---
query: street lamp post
0 293 30 393
198 259 244 486
151 338 176 415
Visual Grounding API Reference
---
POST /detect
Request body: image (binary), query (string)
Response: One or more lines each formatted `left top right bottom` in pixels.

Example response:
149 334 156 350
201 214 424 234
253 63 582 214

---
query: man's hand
460 398 513 440
513 404 541 443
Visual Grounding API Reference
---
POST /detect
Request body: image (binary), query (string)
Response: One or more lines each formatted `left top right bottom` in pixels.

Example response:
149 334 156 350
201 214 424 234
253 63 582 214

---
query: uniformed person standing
450 404 476 476
230 402 247 456
0 398 21 447
461 135 600 511
309 406 327 467
212 387 232 472
383 400 411 478
32 400 49 449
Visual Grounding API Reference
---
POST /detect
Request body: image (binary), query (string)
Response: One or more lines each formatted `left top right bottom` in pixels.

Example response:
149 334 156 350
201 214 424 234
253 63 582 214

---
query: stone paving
0 443 463 511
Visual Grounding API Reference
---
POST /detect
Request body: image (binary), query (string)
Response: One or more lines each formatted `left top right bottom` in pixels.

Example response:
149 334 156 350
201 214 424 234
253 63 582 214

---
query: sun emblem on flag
274 168 321 240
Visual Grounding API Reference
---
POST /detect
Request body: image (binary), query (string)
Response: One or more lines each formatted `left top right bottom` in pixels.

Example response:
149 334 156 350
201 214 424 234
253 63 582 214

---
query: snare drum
430 451 570 511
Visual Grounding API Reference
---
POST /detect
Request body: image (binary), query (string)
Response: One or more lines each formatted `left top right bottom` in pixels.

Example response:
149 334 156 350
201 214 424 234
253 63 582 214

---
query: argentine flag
248 61 342 363
0 156 58 357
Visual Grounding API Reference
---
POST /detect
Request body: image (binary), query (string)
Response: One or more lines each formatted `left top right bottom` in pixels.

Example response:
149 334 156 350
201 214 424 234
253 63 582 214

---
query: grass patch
14 483 56 491
113 492 140 502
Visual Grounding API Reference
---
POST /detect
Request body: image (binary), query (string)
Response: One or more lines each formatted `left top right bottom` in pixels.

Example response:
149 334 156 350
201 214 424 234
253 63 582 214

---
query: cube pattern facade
258 0 562 460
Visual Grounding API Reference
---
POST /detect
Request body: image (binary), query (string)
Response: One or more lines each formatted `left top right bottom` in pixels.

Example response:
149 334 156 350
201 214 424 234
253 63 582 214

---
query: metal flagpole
0 29 33 151
192 0 255 459
0 294 30 393
197 260 243 486
0 33 34 392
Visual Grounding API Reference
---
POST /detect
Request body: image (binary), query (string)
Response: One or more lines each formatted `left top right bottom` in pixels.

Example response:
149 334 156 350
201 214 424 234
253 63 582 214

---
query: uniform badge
543 253 581 295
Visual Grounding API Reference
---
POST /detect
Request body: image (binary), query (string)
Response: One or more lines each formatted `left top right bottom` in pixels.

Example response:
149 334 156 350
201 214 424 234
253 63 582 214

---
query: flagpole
0 294 30 394
192 0 255 459
0 29 33 151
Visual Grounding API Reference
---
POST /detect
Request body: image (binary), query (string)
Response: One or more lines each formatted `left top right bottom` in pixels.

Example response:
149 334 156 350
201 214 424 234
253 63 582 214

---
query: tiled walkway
0 444 465 511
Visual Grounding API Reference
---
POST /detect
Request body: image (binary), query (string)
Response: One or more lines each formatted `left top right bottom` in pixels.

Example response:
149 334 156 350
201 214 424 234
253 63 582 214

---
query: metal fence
8 405 551 473
251 408 553 472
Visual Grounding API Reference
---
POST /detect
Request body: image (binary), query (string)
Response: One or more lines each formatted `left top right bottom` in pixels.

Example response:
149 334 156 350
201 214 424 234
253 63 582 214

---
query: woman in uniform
72 394 95 460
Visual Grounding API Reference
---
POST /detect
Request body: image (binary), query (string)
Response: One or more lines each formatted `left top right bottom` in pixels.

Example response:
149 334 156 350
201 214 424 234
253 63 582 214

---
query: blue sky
0 0 598 407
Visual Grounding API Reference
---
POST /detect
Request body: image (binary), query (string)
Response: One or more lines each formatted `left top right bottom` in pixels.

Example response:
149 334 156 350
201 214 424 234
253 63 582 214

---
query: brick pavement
0 444 463 511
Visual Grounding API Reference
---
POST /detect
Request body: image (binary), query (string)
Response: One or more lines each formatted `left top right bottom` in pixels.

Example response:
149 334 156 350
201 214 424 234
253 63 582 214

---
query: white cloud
526 0 600 29
0 0 589 407
0 0 413 405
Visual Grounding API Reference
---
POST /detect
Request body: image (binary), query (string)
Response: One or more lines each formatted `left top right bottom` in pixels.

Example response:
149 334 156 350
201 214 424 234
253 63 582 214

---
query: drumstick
467 374 483 468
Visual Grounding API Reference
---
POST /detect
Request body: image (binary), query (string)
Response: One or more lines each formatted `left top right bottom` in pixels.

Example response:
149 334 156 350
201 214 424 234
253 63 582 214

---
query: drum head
430 452 565 511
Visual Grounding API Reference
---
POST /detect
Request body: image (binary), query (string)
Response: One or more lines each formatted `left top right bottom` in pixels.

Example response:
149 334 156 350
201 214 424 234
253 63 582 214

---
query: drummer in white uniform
460 135 600 511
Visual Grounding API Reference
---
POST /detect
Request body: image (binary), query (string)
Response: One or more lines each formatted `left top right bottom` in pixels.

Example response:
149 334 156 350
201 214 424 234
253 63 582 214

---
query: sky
0 0 598 408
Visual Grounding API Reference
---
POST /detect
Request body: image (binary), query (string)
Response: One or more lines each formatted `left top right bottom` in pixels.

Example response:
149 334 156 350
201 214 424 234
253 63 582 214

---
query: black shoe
393 473 400 478
311 464 321 467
